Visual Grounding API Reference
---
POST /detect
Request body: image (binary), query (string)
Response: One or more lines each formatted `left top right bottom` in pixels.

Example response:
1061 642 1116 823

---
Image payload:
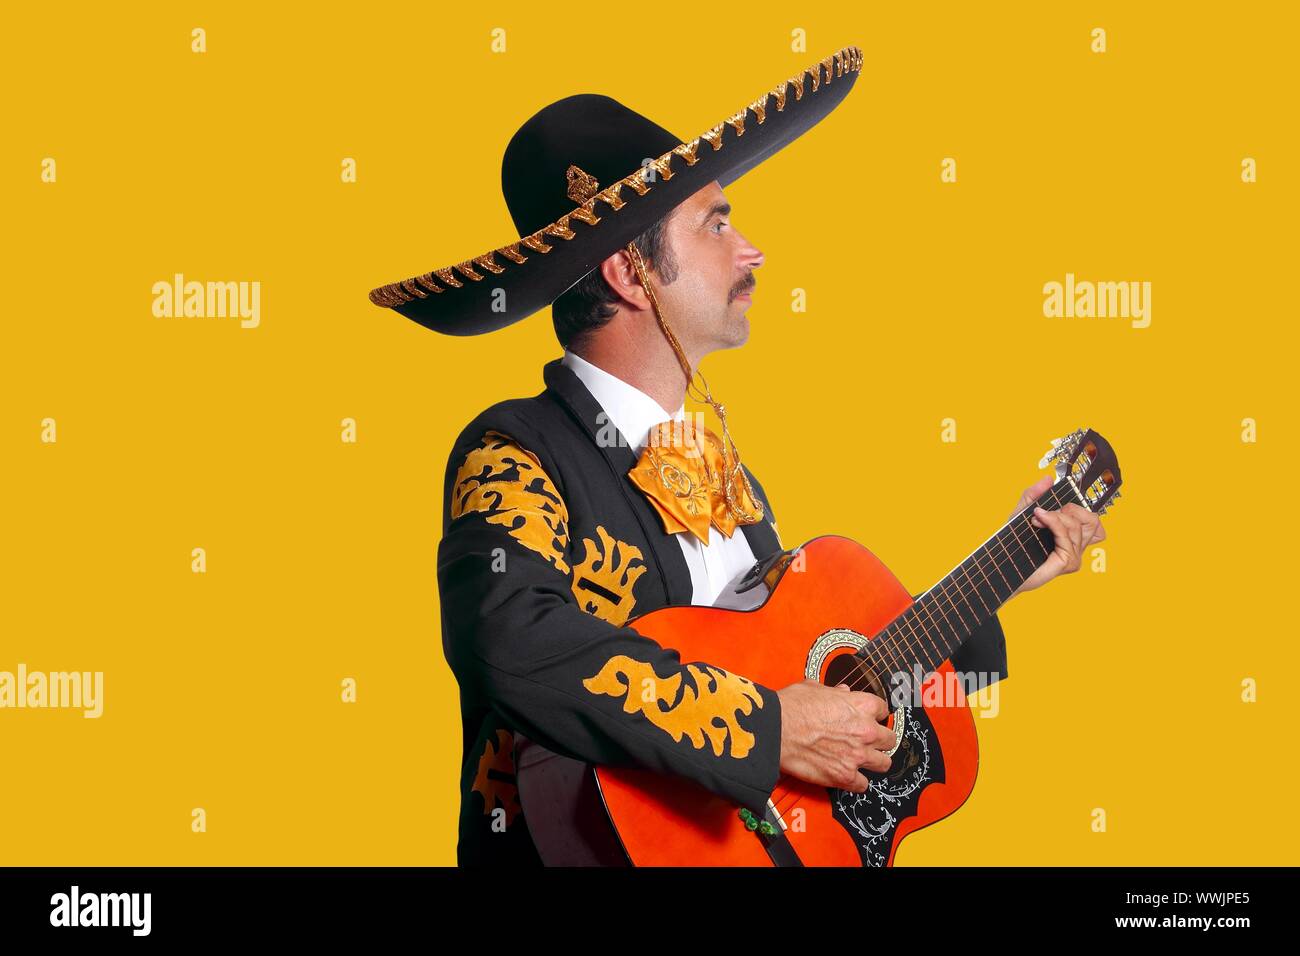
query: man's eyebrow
698 201 731 225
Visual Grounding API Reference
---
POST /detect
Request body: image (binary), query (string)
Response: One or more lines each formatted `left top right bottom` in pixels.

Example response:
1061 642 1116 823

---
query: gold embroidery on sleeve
569 525 648 626
451 430 571 574
471 728 521 828
582 655 765 758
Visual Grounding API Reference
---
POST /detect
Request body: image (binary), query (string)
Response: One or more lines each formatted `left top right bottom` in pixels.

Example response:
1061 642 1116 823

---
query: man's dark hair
551 209 680 351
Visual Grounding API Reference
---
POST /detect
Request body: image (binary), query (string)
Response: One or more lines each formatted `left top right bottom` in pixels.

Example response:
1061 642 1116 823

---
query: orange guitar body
518 430 1122 866
593 535 980 866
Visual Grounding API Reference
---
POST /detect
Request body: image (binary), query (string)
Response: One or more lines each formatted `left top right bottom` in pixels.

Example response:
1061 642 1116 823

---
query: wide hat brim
369 45 864 336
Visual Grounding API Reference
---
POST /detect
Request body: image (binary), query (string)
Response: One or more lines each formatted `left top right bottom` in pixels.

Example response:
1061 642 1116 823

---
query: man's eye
712 220 728 233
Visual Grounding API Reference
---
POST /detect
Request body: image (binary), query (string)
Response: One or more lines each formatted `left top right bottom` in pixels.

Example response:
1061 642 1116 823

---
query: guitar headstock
1037 428 1123 516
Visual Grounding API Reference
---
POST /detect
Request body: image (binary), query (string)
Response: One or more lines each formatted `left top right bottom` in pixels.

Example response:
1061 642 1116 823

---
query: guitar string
848 481 1072 680
765 487 1067 817
764 483 1080 822
766 499 1059 822
766 483 1084 822
811 480 1070 693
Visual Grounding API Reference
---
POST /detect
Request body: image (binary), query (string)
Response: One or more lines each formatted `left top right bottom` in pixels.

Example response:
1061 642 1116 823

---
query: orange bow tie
627 417 765 545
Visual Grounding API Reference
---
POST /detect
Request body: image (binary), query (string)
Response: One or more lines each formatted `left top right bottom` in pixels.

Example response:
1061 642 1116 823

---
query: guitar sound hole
823 652 885 699
822 652 898 774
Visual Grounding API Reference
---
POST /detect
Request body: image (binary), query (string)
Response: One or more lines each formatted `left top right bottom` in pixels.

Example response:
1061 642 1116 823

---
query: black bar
0 866 1288 941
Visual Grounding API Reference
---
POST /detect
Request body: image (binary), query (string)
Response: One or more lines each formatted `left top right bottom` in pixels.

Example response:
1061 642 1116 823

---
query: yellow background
3 2 1295 865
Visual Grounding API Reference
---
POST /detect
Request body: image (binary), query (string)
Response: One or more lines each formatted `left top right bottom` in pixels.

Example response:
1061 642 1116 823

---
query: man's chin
726 315 751 349
703 313 750 354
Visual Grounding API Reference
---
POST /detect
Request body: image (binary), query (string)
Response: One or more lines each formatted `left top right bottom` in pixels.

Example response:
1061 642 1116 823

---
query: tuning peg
1038 431 1082 469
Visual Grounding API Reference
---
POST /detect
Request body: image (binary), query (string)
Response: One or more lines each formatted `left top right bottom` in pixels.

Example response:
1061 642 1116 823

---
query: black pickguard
828 704 945 867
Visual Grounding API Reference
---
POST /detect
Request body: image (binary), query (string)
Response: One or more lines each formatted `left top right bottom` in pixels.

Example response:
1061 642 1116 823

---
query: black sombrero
369 44 863 336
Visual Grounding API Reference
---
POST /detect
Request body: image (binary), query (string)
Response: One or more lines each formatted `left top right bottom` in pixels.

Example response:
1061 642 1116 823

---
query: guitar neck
855 478 1080 683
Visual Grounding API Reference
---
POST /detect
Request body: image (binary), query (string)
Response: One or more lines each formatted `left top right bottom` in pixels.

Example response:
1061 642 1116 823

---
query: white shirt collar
561 350 685 454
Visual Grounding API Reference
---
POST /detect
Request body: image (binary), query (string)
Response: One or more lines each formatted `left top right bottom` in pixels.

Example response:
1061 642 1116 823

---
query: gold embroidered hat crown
369 45 864 335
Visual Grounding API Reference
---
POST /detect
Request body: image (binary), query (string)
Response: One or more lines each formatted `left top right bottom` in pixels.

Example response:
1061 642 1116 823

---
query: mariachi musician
368 44 1106 866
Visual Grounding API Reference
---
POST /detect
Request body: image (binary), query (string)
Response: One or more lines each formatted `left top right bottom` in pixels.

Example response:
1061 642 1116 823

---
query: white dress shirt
562 350 758 607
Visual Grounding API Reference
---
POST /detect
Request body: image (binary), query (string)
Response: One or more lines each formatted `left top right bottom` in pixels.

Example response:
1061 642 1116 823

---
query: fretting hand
1008 474 1106 597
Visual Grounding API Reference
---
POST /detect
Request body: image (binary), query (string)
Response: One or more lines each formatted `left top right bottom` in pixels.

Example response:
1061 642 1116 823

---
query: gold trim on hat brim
368 45 863 310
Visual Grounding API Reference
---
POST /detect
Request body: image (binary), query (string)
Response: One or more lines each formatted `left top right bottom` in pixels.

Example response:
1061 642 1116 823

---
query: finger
1084 513 1105 546
1059 513 1085 567
1033 507 1075 557
1012 476 1055 519
874 724 899 753
860 748 892 774
1028 509 1069 574
1032 505 1064 534
1067 507 1104 550
1065 509 1087 560
854 692 889 721
1053 506 1081 542
1036 504 1082 537
1043 507 1085 570
1029 502 1066 529
848 770 871 794
1063 504 1096 533
1013 476 1051 512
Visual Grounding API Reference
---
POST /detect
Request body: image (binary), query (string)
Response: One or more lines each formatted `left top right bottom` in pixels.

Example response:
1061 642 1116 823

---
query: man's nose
737 231 764 271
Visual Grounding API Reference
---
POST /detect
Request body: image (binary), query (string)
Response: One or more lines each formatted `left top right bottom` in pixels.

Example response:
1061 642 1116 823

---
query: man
368 45 1105 866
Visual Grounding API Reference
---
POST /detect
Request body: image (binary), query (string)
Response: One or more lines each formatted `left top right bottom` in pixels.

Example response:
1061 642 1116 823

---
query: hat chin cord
623 241 764 526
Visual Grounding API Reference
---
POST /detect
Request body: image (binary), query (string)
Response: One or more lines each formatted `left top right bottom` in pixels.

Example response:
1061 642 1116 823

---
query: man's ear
599 248 651 311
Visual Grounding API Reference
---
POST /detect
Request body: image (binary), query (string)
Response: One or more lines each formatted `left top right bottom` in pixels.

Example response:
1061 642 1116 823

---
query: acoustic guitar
516 428 1122 866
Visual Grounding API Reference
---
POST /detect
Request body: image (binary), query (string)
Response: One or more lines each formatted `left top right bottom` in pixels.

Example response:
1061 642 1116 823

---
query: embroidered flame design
582 656 764 758
471 728 521 828
451 430 570 574
570 526 648 626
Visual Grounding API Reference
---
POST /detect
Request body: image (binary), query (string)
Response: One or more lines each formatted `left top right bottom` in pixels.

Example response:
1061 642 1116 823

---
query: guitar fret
856 483 1074 684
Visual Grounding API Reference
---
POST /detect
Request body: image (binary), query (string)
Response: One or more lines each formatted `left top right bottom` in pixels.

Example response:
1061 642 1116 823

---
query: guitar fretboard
853 479 1080 688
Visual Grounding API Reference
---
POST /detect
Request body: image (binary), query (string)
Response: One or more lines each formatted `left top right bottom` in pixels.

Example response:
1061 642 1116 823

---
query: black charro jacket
437 357 1008 866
